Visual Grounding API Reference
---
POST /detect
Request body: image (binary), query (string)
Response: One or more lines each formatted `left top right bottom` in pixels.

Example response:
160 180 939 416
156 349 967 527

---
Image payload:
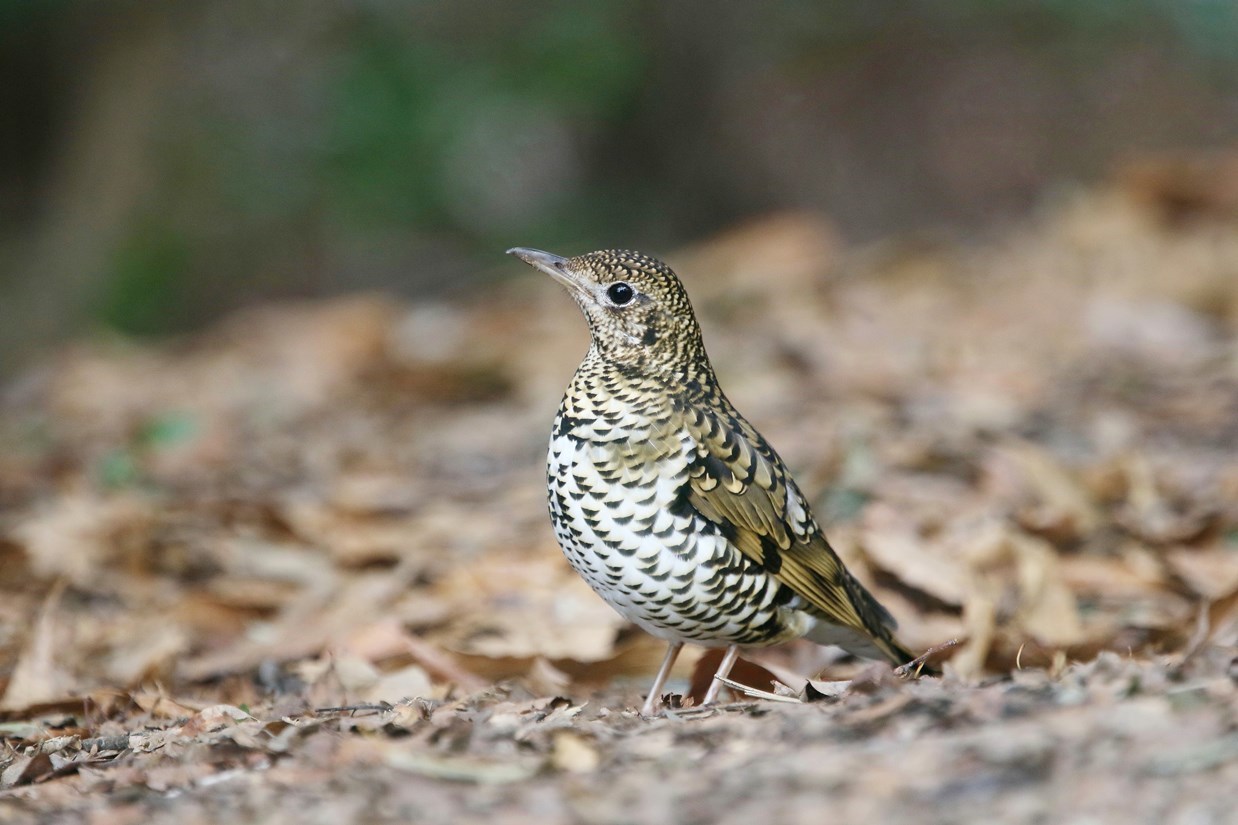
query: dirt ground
2 166 1237 823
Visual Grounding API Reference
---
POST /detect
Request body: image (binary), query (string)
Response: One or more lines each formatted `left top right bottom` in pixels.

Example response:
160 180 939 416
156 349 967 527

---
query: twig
895 638 960 678
712 676 803 704
78 734 134 753
314 702 393 716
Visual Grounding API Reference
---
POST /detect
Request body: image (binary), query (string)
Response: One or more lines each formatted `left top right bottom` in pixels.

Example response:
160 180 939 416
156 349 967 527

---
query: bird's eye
606 282 635 305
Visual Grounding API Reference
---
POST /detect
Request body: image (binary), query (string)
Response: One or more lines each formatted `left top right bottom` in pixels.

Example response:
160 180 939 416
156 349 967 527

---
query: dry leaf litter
1 167 1236 823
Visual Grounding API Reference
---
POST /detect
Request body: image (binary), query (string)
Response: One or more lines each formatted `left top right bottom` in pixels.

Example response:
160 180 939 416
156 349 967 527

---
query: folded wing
680 402 912 664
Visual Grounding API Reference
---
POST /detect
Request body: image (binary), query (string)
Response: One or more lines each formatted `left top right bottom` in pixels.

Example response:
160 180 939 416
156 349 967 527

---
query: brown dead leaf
524 658 572 696
803 679 850 701
861 503 970 606
401 634 487 691
954 594 998 680
131 689 203 720
1203 585 1238 647
177 704 251 737
10 494 152 588
100 621 187 687
1165 546 1238 600
550 731 600 774
437 554 625 661
991 442 1102 536
1058 554 1168 600
1010 534 1085 646
0 751 55 788
177 569 408 682
336 617 415 662
1 582 73 710
360 665 435 704
326 655 382 695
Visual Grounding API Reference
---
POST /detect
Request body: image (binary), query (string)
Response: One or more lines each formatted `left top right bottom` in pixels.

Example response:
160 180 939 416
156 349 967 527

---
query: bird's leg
702 645 741 706
640 641 684 716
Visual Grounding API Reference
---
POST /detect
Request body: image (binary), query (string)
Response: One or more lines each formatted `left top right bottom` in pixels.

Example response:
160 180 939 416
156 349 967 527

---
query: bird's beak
507 247 591 298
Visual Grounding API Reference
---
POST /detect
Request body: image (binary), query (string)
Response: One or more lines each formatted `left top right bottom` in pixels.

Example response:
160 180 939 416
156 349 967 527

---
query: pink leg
702 645 740 706
640 641 684 716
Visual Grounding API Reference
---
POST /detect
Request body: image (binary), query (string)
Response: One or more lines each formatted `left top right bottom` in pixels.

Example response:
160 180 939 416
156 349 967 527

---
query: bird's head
508 247 706 376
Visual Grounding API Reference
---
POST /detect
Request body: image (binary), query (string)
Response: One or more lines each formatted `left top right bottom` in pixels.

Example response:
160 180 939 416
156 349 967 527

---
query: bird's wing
681 403 903 654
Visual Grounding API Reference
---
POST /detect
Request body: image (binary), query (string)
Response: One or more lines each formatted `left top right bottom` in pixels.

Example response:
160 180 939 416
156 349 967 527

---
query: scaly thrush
509 247 917 715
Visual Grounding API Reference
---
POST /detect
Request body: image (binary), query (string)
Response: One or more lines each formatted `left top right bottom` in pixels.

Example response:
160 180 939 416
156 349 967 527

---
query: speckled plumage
509 247 915 714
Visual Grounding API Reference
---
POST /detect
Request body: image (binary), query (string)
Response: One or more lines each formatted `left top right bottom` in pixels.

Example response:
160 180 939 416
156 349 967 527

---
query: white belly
546 429 805 646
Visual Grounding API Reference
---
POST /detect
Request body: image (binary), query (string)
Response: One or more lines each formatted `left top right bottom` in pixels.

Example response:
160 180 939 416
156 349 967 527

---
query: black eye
606 282 635 305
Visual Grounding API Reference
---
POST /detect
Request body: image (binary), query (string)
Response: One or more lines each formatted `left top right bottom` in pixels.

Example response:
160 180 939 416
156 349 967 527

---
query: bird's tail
805 571 936 675
868 625 929 674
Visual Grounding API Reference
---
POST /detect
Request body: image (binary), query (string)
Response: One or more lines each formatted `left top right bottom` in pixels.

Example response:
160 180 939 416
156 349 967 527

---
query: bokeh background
4 0 1238 371
3 3 1238 820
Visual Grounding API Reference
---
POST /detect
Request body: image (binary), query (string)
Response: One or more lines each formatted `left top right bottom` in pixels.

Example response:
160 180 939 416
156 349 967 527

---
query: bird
508 246 919 716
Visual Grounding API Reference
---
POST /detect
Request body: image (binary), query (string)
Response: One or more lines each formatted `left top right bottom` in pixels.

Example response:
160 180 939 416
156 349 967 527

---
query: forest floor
2 167 1237 823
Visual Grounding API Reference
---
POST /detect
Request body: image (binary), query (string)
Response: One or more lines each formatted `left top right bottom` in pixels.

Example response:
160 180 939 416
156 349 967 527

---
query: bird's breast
545 391 805 646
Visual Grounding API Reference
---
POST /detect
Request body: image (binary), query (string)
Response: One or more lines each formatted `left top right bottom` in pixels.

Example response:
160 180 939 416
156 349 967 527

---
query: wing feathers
682 404 912 664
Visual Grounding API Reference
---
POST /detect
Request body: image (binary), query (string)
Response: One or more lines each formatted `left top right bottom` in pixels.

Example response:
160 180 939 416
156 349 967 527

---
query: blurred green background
3 0 1238 372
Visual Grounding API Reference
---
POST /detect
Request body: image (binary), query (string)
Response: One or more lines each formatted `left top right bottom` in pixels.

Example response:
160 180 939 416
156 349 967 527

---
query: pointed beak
507 247 590 297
